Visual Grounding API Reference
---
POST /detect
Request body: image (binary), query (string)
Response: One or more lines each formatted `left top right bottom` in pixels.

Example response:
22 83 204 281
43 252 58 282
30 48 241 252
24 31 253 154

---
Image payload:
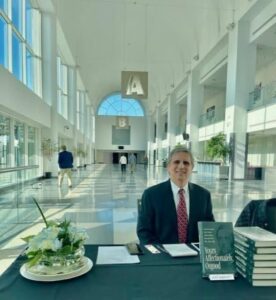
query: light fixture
193 54 199 61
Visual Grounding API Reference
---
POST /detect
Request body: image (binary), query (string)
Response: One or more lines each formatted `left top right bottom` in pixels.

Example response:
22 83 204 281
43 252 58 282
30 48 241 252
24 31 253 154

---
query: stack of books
234 227 276 286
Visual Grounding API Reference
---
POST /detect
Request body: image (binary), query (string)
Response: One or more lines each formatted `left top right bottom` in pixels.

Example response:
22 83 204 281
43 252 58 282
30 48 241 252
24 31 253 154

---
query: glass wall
28 126 36 165
0 115 10 168
0 113 39 189
14 121 25 166
0 113 39 169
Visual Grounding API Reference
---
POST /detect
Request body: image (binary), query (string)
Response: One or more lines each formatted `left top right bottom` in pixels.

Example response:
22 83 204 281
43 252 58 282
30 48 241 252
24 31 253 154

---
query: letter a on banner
121 71 148 99
126 75 144 96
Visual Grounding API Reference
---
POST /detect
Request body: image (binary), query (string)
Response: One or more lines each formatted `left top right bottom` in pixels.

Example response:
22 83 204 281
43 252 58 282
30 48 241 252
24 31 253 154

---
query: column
186 69 204 159
67 66 77 153
41 11 58 175
155 106 162 166
225 20 256 179
146 112 154 164
167 92 176 147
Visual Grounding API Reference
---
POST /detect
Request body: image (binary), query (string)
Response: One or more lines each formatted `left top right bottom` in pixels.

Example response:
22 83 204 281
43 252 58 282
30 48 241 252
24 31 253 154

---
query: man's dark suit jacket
137 180 214 244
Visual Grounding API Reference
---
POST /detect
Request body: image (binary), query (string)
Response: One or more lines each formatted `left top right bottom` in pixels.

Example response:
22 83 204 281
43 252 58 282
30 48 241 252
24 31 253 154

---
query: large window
0 0 7 13
0 16 7 67
12 31 23 81
25 0 32 47
12 0 22 34
0 0 41 94
26 49 33 90
97 93 144 116
57 57 68 119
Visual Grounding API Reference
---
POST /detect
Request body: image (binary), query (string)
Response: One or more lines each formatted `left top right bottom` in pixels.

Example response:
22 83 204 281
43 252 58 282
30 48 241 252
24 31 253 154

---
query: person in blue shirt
58 145 73 188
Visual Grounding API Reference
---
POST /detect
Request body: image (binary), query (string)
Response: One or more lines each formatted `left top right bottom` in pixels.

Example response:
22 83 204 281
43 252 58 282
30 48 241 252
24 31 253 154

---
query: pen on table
155 245 168 254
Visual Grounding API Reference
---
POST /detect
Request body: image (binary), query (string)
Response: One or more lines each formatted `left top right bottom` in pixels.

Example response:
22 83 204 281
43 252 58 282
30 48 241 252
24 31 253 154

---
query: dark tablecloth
0 245 275 300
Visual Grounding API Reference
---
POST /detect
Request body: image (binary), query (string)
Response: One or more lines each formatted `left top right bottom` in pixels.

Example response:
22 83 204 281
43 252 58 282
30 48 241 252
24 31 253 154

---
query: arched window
97 92 144 116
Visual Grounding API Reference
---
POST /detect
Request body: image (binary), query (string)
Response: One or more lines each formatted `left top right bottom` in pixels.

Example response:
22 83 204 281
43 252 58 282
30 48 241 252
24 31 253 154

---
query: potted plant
206 133 230 179
41 138 58 178
22 198 88 273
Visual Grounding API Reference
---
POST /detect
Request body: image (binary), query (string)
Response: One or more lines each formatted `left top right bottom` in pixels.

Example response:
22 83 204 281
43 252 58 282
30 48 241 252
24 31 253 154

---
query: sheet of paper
162 244 198 257
96 246 140 265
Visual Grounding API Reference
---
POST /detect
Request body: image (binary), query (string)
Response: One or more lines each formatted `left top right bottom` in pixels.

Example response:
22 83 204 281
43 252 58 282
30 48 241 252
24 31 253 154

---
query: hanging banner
116 116 129 129
121 71 148 99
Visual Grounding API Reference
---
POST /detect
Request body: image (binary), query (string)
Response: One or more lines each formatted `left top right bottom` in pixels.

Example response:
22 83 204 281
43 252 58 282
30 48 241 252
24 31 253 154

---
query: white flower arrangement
22 198 88 267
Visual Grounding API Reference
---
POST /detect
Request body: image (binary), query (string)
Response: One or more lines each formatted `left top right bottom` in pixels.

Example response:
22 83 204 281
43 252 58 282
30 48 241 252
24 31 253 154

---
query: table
0 245 276 300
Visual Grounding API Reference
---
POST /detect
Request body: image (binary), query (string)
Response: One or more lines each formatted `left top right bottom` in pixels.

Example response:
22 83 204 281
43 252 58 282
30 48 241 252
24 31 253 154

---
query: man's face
167 152 193 187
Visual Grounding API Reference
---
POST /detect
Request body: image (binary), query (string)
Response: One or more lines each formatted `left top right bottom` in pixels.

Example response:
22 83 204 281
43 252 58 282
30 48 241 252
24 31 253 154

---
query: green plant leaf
27 252 43 267
31 197 48 227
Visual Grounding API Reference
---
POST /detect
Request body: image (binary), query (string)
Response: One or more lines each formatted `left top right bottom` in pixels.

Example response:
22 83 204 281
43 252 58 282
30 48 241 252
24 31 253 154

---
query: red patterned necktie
177 189 188 243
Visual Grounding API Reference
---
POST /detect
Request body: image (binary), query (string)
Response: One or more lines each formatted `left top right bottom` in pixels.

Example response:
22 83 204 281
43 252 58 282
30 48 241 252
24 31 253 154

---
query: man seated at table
137 146 214 244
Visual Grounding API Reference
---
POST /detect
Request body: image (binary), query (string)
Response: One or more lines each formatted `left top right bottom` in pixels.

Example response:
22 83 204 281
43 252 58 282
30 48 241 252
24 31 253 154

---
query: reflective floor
1 163 276 275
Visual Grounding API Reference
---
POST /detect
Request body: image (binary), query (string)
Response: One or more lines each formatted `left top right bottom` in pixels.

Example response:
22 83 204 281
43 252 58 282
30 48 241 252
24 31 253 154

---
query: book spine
234 230 276 247
234 232 256 247
236 265 256 286
234 236 276 254
234 235 250 248
198 222 207 277
234 247 276 261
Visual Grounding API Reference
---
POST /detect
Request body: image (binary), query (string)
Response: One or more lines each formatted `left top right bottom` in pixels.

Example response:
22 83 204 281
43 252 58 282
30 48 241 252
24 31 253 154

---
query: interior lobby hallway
1 163 276 275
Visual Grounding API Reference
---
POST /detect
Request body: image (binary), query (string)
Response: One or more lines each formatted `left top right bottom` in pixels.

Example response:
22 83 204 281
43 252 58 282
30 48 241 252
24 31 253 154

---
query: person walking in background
58 145 73 188
129 153 136 174
119 154 127 174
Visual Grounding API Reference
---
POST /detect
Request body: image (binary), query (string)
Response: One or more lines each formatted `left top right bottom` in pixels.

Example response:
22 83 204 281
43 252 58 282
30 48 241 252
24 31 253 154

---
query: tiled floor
1 163 276 275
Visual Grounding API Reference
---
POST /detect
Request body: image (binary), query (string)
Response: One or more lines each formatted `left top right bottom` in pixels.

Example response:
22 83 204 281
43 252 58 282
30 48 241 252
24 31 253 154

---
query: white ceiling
46 0 251 114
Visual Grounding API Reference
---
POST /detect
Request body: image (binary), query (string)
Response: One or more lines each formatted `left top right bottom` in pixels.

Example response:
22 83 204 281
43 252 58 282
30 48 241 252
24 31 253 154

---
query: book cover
198 222 236 277
234 227 276 247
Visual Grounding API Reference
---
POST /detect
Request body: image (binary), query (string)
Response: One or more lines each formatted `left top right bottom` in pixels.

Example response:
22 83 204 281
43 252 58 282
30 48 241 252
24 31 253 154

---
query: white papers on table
96 246 140 265
162 244 198 257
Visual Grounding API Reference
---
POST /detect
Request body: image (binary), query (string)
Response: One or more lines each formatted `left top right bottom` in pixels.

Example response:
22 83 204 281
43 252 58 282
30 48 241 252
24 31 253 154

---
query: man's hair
167 146 194 166
61 145 67 151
